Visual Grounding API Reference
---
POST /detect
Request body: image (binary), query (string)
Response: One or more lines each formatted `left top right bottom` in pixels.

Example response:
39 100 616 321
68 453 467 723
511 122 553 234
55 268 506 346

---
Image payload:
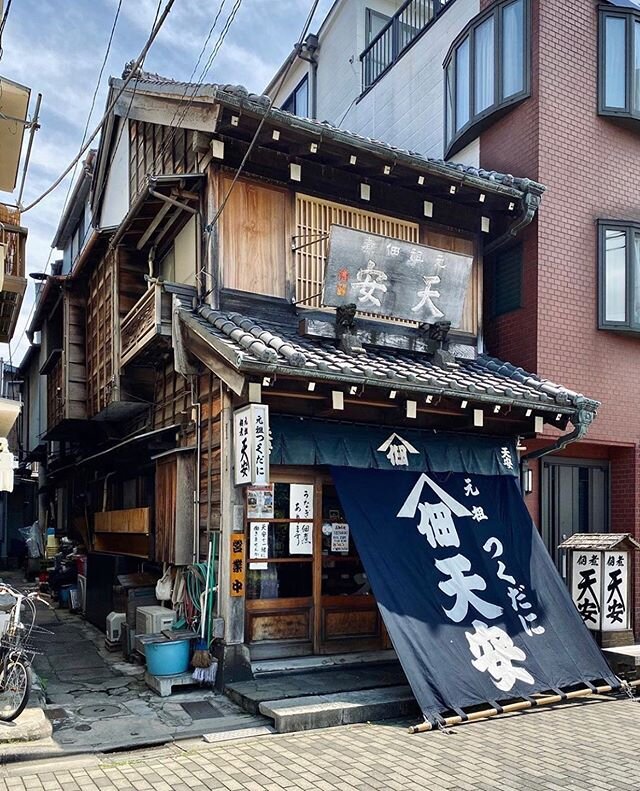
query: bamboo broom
192 536 214 677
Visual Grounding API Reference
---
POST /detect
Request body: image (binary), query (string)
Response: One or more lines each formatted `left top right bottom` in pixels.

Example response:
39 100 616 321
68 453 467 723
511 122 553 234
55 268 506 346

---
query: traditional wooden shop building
29 70 602 684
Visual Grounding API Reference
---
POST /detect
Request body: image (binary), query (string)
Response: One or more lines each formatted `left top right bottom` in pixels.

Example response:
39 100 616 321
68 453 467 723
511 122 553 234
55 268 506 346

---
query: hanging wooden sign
322 225 473 327
233 404 270 486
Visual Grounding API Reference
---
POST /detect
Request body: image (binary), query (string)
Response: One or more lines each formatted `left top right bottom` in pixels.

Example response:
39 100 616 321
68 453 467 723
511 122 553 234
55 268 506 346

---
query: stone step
251 649 398 677
258 685 418 733
226 661 407 715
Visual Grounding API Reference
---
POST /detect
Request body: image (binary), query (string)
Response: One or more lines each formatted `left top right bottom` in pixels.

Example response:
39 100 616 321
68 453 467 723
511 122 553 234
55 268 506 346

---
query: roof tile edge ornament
111 68 546 199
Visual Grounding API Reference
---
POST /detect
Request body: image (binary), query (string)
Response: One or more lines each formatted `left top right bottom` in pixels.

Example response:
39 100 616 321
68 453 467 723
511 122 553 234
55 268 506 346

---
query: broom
192 536 216 682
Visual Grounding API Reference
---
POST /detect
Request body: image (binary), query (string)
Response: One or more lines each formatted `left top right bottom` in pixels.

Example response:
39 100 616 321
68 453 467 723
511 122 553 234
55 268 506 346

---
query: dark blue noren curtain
332 467 619 722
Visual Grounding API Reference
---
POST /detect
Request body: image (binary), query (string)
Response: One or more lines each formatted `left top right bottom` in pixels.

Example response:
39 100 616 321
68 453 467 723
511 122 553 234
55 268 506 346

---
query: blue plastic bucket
59 585 74 607
145 639 190 676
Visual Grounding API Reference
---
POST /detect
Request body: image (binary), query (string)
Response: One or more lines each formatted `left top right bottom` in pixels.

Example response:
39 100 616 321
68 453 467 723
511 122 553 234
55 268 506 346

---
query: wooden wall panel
63 291 87 421
152 361 192 431
220 178 289 298
128 120 199 200
155 456 177 563
86 250 116 417
421 229 478 336
199 373 222 531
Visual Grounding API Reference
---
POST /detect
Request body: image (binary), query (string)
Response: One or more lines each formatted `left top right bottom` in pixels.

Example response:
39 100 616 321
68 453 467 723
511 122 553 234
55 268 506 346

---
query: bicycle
0 583 51 722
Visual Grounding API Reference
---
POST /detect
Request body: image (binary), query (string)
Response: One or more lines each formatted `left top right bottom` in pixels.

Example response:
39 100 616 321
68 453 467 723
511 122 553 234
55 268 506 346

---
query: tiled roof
111 70 544 199
557 533 640 551
180 306 598 416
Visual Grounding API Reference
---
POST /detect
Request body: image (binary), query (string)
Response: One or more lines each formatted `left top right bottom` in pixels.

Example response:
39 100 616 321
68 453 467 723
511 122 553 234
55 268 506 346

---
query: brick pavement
1 695 640 791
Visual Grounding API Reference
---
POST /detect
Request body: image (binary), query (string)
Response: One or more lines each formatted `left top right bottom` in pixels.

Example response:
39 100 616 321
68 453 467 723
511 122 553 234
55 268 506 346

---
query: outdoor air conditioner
135 605 176 637
106 612 126 642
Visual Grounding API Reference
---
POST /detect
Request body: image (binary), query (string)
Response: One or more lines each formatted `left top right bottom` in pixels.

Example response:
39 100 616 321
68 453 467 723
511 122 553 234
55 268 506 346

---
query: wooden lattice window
295 193 478 335
86 252 115 417
295 194 420 310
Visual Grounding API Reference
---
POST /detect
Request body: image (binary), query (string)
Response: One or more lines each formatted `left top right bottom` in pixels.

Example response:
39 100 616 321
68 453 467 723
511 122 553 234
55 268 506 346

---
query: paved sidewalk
2 694 639 789
0 576 264 760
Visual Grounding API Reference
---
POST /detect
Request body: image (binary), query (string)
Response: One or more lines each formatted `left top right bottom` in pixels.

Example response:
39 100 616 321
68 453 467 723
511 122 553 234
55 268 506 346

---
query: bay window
444 0 530 158
599 8 640 119
599 221 640 331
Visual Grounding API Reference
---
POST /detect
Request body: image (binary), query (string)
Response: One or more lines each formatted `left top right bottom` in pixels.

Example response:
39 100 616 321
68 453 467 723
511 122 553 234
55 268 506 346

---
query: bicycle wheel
0 658 31 721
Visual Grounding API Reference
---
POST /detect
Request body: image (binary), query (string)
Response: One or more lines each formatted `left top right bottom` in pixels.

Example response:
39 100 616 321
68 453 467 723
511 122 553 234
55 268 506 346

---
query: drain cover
180 701 223 720
77 704 121 718
74 724 92 732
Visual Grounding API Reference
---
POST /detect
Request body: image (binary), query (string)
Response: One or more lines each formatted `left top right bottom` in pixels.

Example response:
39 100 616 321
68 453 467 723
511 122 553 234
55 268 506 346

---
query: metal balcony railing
360 0 454 92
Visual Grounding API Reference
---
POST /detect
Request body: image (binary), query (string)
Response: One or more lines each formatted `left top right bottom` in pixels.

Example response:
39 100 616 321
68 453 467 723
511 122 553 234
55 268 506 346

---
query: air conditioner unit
106 612 126 642
135 605 176 637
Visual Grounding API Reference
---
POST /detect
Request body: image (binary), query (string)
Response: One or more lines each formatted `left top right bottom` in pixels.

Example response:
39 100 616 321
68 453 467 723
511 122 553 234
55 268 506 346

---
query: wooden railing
120 283 171 367
0 203 27 343
360 0 454 91
94 507 151 535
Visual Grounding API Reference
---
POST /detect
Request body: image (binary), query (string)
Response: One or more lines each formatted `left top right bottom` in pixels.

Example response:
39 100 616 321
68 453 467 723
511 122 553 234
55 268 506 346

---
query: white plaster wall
344 0 479 159
99 118 130 229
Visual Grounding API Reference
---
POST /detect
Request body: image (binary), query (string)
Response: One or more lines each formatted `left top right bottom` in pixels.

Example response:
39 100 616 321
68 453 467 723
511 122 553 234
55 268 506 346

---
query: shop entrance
245 469 387 659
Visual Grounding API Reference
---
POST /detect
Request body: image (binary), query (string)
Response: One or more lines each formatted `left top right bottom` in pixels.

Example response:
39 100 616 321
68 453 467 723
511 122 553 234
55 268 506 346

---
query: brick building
267 0 640 637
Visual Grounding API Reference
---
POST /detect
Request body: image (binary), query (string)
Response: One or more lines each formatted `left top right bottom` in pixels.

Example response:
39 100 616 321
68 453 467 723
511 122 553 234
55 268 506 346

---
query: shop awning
270 416 519 477
332 467 619 724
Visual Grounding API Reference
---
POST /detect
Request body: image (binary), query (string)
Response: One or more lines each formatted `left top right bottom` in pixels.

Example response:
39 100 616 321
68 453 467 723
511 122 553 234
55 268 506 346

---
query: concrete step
251 649 398 677
226 661 408 715
259 685 418 733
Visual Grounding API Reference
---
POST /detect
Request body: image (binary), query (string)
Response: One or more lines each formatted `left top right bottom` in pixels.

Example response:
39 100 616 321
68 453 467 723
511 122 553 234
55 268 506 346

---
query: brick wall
480 0 640 635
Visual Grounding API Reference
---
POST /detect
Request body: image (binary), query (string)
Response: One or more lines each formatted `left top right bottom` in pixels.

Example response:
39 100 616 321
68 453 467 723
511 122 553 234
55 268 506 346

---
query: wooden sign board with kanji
322 225 472 327
230 535 245 597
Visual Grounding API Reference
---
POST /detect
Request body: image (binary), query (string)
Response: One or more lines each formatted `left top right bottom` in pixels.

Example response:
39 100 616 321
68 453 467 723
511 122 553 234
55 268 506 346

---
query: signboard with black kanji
322 225 473 327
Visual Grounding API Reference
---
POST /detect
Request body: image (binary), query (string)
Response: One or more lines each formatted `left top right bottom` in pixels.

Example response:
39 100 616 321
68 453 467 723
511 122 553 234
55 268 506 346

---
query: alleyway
0 575 266 760
2 695 639 790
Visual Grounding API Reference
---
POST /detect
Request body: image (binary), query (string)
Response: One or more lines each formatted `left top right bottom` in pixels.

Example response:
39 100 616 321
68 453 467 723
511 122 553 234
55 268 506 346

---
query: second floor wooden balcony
0 203 27 343
120 281 196 368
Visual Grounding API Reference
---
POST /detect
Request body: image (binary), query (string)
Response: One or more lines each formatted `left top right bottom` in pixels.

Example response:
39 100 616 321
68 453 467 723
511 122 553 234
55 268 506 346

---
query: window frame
444 0 531 159
281 75 309 117
491 242 523 317
598 6 640 119
365 8 392 48
598 219 640 332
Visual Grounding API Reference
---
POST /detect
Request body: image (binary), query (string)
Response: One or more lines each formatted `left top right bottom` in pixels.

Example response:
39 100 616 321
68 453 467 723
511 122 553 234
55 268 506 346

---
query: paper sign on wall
230 535 245 597
289 523 313 555
290 484 313 520
249 522 269 570
331 523 350 553
247 485 274 519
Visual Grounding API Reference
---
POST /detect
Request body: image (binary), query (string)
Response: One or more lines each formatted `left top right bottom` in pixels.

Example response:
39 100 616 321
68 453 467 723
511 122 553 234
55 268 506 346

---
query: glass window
475 16 495 113
455 37 470 131
246 562 312 599
366 9 391 46
444 0 530 157
605 16 627 108
281 76 309 117
634 232 640 324
502 0 524 98
634 20 640 111
604 228 627 322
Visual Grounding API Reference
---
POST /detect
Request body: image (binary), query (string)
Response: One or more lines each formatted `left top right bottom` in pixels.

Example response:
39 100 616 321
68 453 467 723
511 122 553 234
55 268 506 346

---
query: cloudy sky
0 0 334 363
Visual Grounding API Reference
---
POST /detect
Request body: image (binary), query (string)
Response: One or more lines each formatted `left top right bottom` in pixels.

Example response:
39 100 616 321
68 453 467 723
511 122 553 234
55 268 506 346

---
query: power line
20 0 176 214
148 0 240 177
202 0 321 269
0 0 14 60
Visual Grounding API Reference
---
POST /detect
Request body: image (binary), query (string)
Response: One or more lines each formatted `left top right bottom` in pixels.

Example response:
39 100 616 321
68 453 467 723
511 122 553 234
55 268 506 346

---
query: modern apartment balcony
360 0 454 92
120 280 196 370
0 204 27 343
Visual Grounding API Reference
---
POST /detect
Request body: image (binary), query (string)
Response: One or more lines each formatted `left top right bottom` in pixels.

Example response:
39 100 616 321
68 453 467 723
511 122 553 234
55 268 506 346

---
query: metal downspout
483 189 544 257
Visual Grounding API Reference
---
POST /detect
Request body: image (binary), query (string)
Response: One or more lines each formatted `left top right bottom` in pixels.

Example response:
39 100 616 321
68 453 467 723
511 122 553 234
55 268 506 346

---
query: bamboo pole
408 680 640 734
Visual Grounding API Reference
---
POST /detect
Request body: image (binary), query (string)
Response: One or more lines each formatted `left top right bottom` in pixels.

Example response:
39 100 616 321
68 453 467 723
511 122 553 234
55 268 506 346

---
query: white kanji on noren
500 447 514 470
465 620 535 692
417 502 460 549
435 554 503 623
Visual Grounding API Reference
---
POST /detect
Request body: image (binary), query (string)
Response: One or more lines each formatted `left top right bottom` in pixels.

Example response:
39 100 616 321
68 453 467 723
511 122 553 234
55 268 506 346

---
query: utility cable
0 0 14 60
20 0 176 214
201 0 322 297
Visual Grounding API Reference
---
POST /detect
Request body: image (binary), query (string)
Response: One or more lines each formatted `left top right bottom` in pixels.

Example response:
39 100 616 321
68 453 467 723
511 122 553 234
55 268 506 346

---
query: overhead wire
14 0 127 346
0 0 14 60
147 0 241 177
20 0 176 214
201 0 322 297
